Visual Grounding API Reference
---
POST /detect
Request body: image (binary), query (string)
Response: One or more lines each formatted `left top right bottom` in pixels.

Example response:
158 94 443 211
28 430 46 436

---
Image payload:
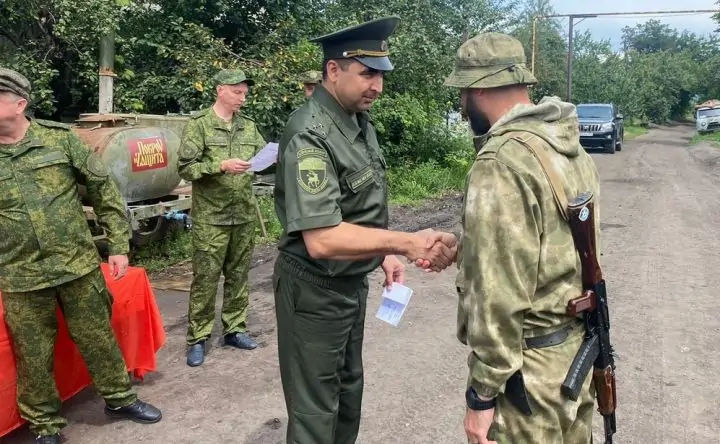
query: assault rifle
561 191 617 444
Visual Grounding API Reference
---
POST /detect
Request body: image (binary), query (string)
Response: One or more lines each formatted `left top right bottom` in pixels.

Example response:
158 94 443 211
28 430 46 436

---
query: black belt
524 322 579 349
277 253 366 293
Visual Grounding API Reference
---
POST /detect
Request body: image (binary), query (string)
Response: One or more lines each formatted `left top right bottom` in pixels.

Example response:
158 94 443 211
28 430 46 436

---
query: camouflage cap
299 70 322 84
444 32 537 89
0 67 31 101
309 16 400 72
212 69 254 87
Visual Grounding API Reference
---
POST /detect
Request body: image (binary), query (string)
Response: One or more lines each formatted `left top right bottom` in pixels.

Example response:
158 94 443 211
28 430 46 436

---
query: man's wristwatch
465 387 496 411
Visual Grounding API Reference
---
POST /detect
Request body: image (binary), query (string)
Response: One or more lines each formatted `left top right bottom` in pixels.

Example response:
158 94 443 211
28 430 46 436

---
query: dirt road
3 123 720 444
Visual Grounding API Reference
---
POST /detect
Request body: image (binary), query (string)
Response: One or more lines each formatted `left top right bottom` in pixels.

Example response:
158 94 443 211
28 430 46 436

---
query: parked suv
576 103 624 154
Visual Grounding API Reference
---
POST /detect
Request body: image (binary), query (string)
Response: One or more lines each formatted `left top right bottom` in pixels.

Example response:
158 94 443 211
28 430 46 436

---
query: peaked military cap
309 16 401 72
212 69 254 87
0 68 31 101
444 32 537 89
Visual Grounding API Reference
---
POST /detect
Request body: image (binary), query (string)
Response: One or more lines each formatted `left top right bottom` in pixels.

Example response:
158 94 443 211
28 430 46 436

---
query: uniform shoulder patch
34 118 71 131
296 146 329 194
86 152 110 177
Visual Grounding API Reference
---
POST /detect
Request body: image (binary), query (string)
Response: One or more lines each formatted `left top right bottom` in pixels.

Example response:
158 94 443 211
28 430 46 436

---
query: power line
530 9 720 102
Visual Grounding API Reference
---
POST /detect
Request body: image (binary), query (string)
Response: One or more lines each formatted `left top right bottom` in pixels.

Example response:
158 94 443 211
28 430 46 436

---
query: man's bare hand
404 229 457 272
380 255 405 289
411 229 458 271
464 407 497 444
108 255 129 280
221 159 251 174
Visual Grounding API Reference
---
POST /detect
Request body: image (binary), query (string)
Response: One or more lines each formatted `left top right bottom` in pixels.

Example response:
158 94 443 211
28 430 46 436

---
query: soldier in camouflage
0 68 162 444
178 69 266 367
444 34 601 444
299 70 322 98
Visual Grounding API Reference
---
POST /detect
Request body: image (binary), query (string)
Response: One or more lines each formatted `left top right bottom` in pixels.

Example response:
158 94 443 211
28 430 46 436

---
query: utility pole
531 9 720 94
567 16 574 102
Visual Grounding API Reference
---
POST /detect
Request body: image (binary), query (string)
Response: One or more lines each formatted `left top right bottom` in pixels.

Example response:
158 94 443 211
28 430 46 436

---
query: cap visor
355 56 394 72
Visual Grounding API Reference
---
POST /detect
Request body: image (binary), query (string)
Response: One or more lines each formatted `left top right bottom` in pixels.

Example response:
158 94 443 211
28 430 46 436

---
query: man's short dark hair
321 58 354 80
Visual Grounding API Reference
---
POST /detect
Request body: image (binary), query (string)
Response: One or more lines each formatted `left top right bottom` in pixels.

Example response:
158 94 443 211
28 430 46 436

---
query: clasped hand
406 228 458 272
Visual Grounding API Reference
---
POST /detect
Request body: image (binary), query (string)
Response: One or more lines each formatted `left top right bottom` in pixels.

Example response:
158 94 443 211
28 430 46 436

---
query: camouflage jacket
455 96 602 398
177 107 266 225
0 118 131 293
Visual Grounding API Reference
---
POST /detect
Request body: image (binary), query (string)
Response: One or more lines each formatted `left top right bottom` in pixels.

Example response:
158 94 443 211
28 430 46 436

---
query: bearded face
462 90 492 136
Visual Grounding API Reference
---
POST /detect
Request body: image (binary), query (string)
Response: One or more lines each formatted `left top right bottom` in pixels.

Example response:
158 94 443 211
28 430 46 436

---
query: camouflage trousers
3 267 137 436
186 220 255 345
488 324 595 444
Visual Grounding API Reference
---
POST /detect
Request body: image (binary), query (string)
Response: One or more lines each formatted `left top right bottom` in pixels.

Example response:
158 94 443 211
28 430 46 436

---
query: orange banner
0 264 166 438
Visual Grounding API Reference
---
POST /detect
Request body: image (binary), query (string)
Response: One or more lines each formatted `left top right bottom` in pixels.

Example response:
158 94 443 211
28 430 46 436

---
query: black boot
104 399 162 424
36 435 60 444
224 332 258 350
186 341 206 367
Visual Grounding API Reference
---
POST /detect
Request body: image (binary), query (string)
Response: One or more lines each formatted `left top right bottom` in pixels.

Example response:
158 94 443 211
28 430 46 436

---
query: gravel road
3 123 719 444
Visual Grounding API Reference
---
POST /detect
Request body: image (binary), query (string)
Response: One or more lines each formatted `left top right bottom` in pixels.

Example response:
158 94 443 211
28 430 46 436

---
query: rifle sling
505 131 569 221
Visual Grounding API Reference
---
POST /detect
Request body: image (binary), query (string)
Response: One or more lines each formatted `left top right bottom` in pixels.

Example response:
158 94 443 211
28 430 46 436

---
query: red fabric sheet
0 264 166 438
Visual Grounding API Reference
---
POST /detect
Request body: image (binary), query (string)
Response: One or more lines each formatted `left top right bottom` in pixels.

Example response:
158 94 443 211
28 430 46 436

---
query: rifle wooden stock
565 192 617 443
567 192 602 288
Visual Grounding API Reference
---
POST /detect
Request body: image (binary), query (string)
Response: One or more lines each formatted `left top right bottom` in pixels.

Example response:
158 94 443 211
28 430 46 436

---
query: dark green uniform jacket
274 85 390 278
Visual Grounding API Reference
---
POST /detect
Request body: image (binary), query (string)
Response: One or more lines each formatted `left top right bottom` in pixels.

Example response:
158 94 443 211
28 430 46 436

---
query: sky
549 0 718 48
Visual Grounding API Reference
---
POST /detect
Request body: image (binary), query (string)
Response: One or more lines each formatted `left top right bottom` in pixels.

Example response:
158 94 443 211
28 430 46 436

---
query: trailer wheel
131 216 169 248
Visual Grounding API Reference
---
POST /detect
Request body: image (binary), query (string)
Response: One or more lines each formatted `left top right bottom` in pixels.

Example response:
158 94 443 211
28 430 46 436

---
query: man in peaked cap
272 17 458 444
445 33 601 444
178 68 267 367
0 68 162 444
298 70 322 97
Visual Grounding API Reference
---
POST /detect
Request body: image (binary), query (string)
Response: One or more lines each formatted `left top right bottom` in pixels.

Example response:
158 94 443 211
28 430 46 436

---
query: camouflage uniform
178 69 266 351
0 68 160 439
445 34 601 443
299 70 322 98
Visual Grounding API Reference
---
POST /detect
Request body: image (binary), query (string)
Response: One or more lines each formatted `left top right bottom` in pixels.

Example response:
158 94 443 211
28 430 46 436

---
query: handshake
405 228 458 272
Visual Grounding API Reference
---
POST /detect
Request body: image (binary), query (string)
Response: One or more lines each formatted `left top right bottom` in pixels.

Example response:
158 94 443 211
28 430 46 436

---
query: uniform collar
208 106 245 131
0 118 43 157
312 85 362 143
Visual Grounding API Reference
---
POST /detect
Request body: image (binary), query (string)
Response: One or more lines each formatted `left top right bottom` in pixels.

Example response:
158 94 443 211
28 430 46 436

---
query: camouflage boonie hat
299 70 322 85
212 69 254 87
0 68 31 101
444 32 537 89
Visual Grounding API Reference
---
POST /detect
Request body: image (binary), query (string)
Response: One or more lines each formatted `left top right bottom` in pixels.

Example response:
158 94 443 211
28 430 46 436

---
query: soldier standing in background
0 68 162 444
299 70 322 98
444 33 600 444
272 17 458 444
178 69 267 367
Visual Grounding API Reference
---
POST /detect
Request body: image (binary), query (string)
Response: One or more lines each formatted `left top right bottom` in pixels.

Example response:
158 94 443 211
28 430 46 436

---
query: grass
690 131 720 146
624 125 648 140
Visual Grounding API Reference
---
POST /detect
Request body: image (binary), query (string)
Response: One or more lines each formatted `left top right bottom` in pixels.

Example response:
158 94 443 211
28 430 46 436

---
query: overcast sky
549 0 718 48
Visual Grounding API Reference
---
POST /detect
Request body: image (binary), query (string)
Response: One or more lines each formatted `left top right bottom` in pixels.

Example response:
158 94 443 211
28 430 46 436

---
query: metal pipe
567 16 574 102
99 32 116 114
531 17 537 74
537 9 718 19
